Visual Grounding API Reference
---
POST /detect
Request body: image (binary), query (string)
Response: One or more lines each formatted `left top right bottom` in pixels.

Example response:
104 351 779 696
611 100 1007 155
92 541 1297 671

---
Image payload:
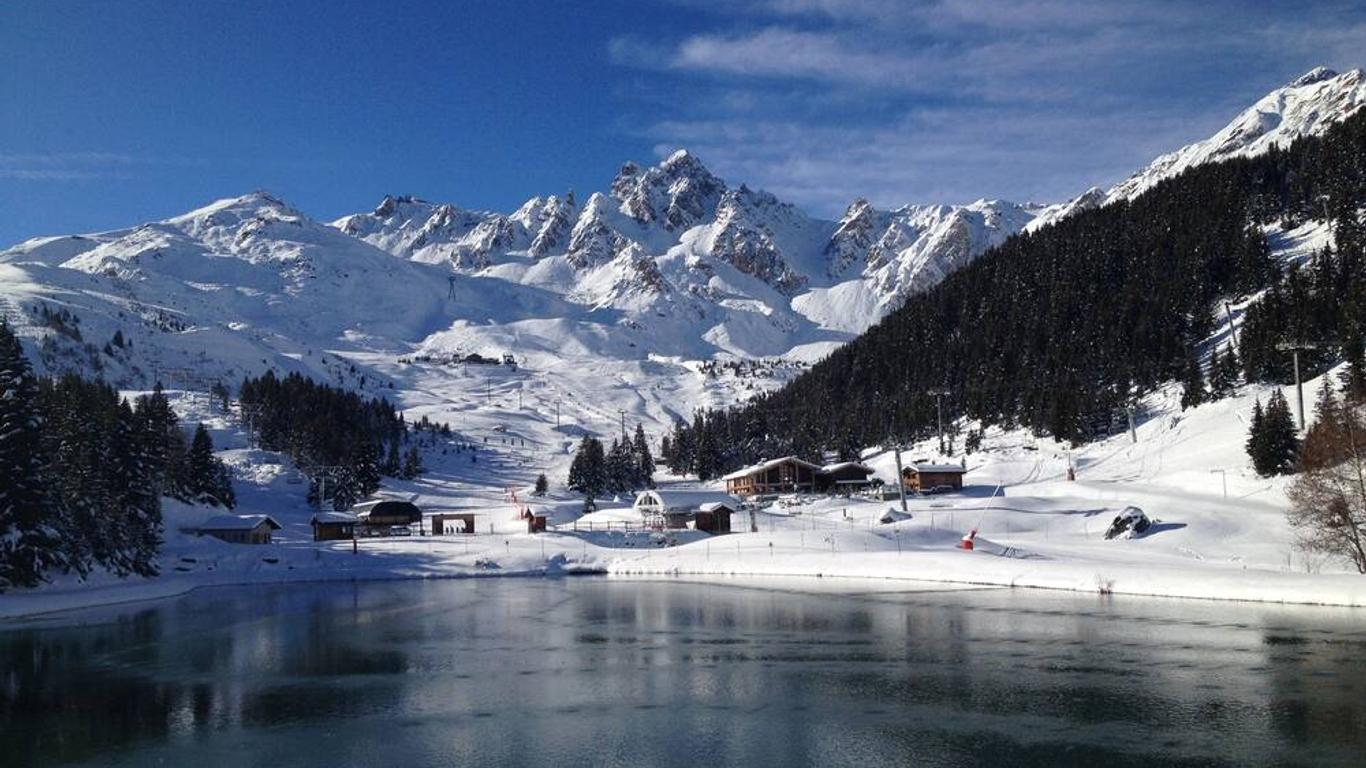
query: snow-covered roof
820 461 873 474
698 501 736 513
906 463 967 474
351 499 422 518
722 456 821 481
634 489 739 512
311 512 358 525
200 514 281 531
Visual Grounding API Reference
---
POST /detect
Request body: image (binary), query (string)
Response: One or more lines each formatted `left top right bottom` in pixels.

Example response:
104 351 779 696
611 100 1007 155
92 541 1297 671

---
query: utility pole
1277 341 1323 431
927 388 951 455
1126 401 1137 444
486 375 491 404
555 398 561 429
304 464 344 511
886 411 908 513
618 409 627 442
1223 302 1239 355
1210 469 1228 499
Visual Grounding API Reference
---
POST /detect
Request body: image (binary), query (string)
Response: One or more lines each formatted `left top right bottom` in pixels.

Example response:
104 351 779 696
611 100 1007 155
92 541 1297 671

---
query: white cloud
613 1 1365 214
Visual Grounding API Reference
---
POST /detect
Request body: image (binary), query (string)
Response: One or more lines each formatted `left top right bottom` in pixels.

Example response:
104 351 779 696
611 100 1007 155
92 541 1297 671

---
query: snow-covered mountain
1029 66 1366 233
2 66 1362 420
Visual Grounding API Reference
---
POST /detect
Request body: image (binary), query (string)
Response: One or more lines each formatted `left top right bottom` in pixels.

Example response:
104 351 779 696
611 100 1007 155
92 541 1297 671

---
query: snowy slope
1030 67 1366 233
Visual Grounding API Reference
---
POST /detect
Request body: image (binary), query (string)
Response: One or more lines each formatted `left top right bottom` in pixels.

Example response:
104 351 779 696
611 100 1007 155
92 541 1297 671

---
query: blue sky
1 0 1363 245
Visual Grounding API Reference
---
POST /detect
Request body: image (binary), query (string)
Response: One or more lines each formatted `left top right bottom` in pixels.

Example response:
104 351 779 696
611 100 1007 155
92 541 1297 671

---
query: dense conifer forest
237 371 437 511
673 108 1366 476
0 323 233 589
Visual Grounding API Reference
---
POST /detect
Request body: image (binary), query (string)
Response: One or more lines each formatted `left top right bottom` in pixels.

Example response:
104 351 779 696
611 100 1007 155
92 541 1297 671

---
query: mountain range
1 67 1362 404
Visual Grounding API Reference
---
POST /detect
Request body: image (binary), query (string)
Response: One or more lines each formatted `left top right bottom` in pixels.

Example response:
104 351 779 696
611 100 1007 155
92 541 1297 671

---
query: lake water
4 577 1366 767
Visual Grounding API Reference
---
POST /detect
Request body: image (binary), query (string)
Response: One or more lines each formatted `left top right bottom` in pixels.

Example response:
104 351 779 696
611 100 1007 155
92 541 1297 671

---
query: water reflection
3 578 1366 767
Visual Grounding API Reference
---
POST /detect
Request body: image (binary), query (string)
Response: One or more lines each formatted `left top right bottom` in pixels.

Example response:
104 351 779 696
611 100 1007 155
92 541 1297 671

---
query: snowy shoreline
7 536 1366 623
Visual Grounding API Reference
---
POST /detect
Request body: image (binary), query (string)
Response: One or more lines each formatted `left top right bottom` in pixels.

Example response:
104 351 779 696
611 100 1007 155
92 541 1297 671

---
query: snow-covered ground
5 353 1366 621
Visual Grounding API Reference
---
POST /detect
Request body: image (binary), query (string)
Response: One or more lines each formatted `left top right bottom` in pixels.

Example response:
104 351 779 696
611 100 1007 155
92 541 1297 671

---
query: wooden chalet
901 463 967 493
723 456 821 497
310 511 358 541
198 514 281 545
816 462 877 494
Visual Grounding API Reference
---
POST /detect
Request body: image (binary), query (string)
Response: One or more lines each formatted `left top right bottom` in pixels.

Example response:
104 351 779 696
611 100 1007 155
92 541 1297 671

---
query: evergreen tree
567 436 606 499
0 323 63 589
633 424 655 488
1210 344 1241 399
107 401 161 576
605 438 636 494
382 438 402 476
1246 398 1268 474
693 419 721 481
1341 334 1366 405
1250 391 1301 476
186 423 234 507
401 445 424 480
351 441 382 501
1179 349 1206 410
533 473 548 496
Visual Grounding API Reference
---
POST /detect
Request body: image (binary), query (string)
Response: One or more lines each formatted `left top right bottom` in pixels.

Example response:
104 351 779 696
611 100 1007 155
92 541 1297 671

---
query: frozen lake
4 577 1366 766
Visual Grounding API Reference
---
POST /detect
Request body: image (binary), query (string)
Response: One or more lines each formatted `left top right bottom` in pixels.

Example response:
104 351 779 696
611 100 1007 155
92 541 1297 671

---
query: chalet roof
905 463 967 475
699 501 737 513
820 461 874 474
311 512 358 525
634 489 740 511
200 514 282 532
721 455 821 481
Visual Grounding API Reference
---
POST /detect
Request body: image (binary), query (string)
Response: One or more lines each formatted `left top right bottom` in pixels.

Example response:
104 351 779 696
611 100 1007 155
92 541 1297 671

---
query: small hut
351 498 424 536
902 463 967 493
310 511 357 541
198 514 281 545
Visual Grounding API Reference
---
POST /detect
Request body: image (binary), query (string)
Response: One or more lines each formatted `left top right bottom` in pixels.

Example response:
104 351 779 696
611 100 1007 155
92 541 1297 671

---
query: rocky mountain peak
1291 66 1338 87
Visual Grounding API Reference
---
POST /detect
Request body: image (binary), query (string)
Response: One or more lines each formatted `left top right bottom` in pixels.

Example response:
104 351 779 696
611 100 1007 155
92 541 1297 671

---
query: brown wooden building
723 456 821 497
901 463 967 493
816 462 877 494
310 512 357 541
199 514 281 545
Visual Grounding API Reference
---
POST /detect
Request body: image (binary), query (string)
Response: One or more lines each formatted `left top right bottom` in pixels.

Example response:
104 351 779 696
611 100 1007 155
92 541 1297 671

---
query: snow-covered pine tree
633 424 655 489
603 439 629 493
567 436 605 499
137 386 189 500
107 399 161 576
0 322 64 589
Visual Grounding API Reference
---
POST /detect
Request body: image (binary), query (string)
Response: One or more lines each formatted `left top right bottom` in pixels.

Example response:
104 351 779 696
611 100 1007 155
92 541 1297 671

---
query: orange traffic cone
958 528 977 551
